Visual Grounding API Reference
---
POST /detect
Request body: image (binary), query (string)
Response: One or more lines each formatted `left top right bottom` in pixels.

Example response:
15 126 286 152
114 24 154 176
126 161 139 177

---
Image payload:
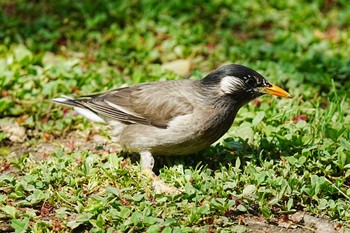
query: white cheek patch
220 76 245 94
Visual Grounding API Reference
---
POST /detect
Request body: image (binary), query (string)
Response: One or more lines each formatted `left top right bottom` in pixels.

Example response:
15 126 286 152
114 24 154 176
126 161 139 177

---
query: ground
0 0 349 232
0 128 344 232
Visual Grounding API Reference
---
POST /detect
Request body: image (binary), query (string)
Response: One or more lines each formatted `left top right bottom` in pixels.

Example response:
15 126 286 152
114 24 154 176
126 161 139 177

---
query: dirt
2 130 122 161
242 213 341 233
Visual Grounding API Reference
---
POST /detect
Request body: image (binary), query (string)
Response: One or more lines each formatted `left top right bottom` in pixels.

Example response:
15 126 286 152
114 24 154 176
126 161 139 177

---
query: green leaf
130 211 142 226
228 200 236 208
235 157 241 170
76 213 94 222
0 194 7 202
147 225 161 233
11 218 29 233
242 185 256 196
298 156 307 165
237 204 247 212
255 173 266 184
287 198 293 210
339 137 350 150
198 204 210 214
164 218 176 226
318 199 328 210
13 45 33 63
172 226 182 233
144 216 157 226
337 150 347 169
2 205 17 219
180 226 193 233
67 213 93 229
105 186 120 196
132 193 145 202
90 214 106 228
286 156 297 165
184 182 195 195
252 111 265 126
26 189 46 204
120 207 132 219
161 226 172 233
108 154 122 169
224 181 237 190
234 125 254 143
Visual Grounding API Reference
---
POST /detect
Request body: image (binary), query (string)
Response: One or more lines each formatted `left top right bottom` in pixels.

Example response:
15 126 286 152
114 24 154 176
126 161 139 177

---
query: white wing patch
74 107 106 123
220 76 245 94
105 100 143 118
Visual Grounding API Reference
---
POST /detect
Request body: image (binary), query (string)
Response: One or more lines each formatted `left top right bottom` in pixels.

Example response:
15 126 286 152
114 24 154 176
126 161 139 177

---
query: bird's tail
52 95 106 123
52 95 82 107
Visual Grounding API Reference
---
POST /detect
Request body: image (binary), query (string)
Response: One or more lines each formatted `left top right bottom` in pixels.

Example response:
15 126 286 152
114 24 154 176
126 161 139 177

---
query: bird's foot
140 151 178 194
152 179 178 194
142 168 178 194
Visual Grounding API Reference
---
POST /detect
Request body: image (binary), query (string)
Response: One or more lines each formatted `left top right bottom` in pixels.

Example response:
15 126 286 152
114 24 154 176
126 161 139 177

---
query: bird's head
201 64 292 104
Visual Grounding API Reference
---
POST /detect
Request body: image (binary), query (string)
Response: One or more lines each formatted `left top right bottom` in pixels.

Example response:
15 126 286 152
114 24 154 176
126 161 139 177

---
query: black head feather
201 64 272 103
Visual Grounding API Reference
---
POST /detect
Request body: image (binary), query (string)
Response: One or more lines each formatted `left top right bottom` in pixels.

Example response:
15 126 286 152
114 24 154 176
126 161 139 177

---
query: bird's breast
118 105 238 156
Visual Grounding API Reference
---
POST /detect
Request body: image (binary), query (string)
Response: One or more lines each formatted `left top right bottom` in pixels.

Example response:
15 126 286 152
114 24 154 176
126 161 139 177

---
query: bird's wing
77 80 196 128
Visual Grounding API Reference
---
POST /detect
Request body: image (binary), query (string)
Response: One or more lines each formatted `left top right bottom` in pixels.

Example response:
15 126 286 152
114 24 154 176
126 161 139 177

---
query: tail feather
52 95 106 123
52 95 80 107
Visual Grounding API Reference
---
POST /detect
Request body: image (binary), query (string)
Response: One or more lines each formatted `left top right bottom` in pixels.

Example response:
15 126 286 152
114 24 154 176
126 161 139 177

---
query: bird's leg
140 151 155 171
140 151 156 179
140 151 177 194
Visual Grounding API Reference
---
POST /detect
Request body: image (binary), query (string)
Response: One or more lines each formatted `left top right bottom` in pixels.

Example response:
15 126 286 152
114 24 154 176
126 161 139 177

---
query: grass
0 0 349 232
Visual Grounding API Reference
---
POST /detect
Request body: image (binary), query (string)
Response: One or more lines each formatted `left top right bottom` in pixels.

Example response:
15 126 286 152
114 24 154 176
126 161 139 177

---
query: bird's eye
245 78 256 87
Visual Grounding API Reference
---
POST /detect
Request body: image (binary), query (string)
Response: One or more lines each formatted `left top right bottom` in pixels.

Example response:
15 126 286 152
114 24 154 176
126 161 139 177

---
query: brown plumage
53 64 292 193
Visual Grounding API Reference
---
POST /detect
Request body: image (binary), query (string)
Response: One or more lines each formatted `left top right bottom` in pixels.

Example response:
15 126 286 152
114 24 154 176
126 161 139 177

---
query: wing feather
73 80 197 128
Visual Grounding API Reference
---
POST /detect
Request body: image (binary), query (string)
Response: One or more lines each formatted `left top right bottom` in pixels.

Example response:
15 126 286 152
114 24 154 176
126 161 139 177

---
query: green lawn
0 1 349 232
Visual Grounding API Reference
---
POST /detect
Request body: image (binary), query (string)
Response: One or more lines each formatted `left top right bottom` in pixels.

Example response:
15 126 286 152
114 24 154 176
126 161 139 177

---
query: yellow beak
260 83 292 98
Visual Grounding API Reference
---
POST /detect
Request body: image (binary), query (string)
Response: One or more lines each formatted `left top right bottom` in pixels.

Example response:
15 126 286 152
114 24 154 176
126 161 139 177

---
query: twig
325 177 350 201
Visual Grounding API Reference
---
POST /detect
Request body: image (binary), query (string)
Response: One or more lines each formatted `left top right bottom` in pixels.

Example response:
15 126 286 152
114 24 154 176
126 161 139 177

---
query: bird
53 64 292 193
